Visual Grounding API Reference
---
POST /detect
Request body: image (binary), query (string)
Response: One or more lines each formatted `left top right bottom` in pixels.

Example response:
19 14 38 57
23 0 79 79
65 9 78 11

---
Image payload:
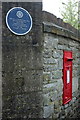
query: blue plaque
6 7 32 35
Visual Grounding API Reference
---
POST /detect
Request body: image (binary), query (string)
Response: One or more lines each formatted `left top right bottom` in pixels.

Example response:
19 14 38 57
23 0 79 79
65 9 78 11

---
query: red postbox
63 51 73 104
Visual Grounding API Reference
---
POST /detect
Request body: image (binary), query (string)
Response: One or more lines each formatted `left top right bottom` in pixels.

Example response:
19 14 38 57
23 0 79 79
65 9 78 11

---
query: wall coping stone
43 11 80 42
43 22 80 42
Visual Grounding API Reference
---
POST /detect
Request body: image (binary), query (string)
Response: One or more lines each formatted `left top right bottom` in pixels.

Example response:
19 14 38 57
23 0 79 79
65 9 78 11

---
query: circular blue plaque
6 7 32 35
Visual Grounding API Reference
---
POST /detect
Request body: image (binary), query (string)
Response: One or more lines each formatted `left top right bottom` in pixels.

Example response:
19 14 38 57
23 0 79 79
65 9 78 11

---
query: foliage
78 1 80 30
60 0 79 29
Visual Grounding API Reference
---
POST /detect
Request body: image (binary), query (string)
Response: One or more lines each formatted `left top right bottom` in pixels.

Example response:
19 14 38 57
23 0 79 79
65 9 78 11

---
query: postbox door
63 51 73 104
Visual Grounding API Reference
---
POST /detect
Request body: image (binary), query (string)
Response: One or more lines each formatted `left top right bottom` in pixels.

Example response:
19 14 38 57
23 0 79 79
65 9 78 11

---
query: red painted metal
63 51 73 104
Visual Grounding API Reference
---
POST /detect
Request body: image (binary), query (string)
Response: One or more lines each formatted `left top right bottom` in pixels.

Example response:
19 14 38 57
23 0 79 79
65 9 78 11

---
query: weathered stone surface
43 72 51 84
43 105 54 118
52 51 60 58
43 11 80 119
43 49 52 58
43 93 50 106
1 1 80 119
43 83 57 93
0 2 2 119
58 59 63 70
3 92 43 118
43 22 80 41
44 64 58 72
2 2 43 119
72 77 78 93
44 57 57 64
52 70 62 79
44 34 58 49
58 37 70 45
50 90 58 101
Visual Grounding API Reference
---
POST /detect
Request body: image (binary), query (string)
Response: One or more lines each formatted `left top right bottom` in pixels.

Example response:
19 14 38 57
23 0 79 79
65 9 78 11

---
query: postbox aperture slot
65 57 73 61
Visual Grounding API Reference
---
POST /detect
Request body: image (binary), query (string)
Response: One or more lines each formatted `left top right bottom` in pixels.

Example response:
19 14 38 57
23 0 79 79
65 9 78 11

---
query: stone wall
2 2 43 119
1 1 80 119
0 1 2 119
43 11 80 118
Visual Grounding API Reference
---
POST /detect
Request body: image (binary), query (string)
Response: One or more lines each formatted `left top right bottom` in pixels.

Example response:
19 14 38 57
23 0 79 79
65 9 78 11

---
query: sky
43 0 78 18
42 0 66 18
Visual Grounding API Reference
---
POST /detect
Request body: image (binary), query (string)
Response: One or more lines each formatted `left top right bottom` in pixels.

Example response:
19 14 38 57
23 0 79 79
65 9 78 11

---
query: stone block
44 64 58 72
56 79 63 96
50 90 58 101
58 59 63 70
43 105 54 118
58 44 70 50
52 51 60 58
44 34 58 49
72 97 76 103
43 72 51 83
52 113 59 118
54 100 60 109
52 70 62 79
58 37 69 45
69 41 76 47
72 77 78 93
43 93 50 106
58 50 63 58
44 57 57 64
43 82 58 93
54 107 61 114
76 52 80 58
43 49 52 58
58 45 65 50
64 104 69 108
